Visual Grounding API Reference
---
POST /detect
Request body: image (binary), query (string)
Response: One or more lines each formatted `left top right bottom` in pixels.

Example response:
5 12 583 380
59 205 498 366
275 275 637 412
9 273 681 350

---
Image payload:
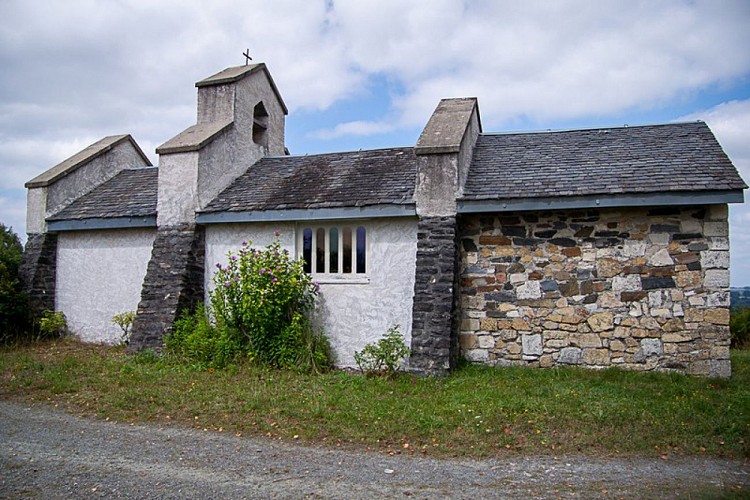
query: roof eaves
458 189 745 213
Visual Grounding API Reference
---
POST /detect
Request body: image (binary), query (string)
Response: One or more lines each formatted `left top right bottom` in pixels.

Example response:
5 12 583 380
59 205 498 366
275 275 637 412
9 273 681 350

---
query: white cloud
310 120 395 140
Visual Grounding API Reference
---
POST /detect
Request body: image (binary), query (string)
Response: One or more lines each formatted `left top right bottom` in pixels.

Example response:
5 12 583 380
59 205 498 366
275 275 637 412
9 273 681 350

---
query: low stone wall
458 205 731 377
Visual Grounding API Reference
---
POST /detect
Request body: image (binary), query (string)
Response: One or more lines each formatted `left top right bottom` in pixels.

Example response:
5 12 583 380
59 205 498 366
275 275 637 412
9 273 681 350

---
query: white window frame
296 222 370 284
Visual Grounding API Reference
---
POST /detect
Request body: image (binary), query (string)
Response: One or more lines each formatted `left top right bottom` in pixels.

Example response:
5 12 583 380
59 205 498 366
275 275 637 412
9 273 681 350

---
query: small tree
0 223 29 340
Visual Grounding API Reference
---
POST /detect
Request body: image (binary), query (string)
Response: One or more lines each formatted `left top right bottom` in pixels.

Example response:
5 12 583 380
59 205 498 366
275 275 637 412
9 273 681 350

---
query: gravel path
1 400 747 499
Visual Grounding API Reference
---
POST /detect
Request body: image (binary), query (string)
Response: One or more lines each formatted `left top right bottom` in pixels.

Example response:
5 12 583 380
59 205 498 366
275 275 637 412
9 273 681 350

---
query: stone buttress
409 98 481 375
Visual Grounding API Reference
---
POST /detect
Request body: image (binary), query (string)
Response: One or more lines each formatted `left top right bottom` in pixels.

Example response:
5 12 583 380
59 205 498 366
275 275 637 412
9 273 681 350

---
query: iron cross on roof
243 49 252 65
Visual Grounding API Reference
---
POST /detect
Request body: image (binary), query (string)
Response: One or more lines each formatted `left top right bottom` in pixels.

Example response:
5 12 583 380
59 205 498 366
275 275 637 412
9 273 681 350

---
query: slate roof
48 167 158 221
462 122 747 201
201 147 416 213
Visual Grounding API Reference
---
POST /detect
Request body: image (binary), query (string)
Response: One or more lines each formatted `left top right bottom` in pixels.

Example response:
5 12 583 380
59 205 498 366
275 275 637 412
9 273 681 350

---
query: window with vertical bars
300 225 367 275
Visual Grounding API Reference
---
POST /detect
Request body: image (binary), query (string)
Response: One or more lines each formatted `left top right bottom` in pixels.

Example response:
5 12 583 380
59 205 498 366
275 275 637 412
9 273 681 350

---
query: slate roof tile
462 122 746 200
202 147 416 213
48 167 158 221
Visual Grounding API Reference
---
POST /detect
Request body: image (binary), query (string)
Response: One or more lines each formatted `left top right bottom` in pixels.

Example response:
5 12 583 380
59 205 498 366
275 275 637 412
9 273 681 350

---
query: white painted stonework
205 218 418 367
56 229 156 344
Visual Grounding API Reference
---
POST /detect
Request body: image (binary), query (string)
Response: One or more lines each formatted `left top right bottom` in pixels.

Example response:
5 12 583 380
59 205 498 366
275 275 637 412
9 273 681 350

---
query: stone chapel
21 63 747 376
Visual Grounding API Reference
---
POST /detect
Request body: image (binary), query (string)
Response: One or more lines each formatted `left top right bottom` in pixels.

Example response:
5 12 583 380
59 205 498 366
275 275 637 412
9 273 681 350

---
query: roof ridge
264 145 414 160
480 121 706 137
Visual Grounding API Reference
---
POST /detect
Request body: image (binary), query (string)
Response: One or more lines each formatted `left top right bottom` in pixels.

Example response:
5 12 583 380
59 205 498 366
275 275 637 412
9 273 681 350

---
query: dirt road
1 400 747 498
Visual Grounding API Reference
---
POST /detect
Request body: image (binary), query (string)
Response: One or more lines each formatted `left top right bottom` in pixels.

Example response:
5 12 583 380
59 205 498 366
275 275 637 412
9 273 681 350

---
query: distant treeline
731 287 750 309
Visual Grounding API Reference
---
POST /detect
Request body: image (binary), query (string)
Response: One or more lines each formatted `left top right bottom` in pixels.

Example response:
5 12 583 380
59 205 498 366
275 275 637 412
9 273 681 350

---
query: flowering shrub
166 234 330 371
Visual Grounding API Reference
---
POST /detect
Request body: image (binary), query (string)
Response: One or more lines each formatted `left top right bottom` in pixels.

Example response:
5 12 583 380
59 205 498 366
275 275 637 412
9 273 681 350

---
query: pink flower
272 278 278 283
274 230 280 237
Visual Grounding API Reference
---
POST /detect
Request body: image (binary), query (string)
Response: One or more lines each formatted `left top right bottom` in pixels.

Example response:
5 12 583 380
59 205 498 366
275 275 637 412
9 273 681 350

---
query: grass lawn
1 339 748 459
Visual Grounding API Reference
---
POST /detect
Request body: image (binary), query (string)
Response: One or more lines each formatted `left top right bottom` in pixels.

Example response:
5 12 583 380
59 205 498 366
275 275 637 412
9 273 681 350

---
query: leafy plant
38 310 68 338
168 234 330 372
112 311 136 345
0 223 29 340
730 307 750 349
164 304 239 368
354 325 410 378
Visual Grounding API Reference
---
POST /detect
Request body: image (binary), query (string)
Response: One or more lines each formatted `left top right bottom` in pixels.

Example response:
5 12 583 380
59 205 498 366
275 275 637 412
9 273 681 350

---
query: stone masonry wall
128 224 205 351
18 233 58 319
458 205 731 377
410 216 460 375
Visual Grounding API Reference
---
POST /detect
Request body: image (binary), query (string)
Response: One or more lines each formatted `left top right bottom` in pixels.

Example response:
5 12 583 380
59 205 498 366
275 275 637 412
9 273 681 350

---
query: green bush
354 325 410 378
167 235 331 372
731 307 750 349
164 304 240 368
0 223 29 340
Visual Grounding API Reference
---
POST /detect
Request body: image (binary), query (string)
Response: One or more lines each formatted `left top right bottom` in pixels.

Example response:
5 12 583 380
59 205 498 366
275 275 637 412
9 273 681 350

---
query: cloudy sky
1 0 749 284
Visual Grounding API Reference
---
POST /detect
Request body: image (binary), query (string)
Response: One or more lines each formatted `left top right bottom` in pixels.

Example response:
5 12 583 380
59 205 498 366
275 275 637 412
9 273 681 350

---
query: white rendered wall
204 218 418 367
56 228 156 344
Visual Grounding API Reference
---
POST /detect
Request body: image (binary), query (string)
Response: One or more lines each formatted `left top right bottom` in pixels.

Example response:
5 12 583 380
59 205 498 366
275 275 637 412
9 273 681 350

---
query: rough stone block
684 308 704 323
648 248 674 266
640 338 663 357
587 312 614 332
703 308 730 325
675 271 701 288
558 347 582 365
709 359 731 378
539 355 554 368
704 269 730 289
582 349 610 366
461 318 480 331
700 250 729 270
662 333 692 343
506 342 522 355
706 292 730 307
707 237 729 251
610 339 626 351
710 346 730 359
641 277 676 290
464 349 489 362
459 333 478 350
477 335 495 349
516 280 542 299
522 333 543 355
512 318 531 330
596 258 622 278
612 275 641 292
622 240 647 257
662 318 684 332
704 221 728 237
574 333 603 348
